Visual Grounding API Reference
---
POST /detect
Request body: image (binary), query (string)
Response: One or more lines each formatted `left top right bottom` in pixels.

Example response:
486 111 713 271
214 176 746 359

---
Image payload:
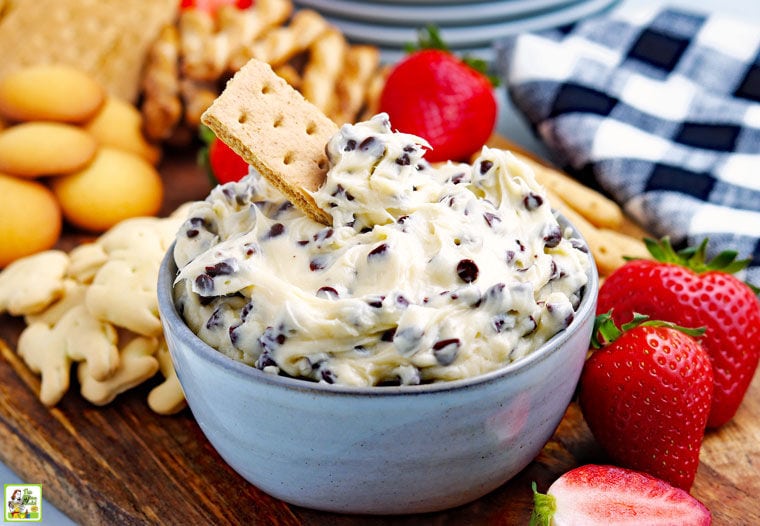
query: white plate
293 0 579 26
320 0 619 49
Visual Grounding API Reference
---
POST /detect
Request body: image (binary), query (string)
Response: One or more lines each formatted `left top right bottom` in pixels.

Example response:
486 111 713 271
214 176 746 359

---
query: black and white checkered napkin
496 6 760 285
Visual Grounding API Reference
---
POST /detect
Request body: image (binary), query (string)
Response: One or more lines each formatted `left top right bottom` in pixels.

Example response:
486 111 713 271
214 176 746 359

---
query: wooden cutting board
1 147 758 525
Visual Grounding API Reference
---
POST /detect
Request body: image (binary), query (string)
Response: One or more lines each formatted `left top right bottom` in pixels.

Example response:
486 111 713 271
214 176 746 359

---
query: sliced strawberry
531 464 712 526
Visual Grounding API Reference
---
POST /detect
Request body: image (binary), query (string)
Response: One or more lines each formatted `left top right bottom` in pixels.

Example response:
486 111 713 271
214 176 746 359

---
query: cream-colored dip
172 114 590 386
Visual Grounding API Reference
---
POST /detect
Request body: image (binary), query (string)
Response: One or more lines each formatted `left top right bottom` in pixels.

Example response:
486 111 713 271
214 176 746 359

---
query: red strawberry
530 464 712 526
578 313 713 490
379 27 497 163
598 237 760 428
179 0 253 16
198 125 249 184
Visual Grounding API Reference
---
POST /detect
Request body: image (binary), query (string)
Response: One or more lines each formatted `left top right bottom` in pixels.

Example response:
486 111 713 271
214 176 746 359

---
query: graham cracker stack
0 0 177 102
201 58 337 224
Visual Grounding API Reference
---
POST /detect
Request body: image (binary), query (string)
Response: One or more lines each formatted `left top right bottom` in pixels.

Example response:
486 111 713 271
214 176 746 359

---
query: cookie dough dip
172 114 591 387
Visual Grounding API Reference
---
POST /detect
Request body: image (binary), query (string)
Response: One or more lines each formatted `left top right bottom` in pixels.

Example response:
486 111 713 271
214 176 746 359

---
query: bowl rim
158 225 598 398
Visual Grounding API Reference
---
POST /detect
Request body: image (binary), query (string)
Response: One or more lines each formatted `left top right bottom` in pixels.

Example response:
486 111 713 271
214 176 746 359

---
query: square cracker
201 58 336 224
0 0 177 102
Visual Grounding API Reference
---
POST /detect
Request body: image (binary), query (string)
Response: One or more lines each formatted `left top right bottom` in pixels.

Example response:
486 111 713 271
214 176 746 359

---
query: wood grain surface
0 148 758 525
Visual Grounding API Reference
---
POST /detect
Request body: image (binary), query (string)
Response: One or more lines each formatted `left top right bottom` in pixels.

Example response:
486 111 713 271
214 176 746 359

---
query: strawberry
378 27 497 163
179 0 253 16
597 237 760 428
198 125 249 185
530 464 712 526
578 313 712 490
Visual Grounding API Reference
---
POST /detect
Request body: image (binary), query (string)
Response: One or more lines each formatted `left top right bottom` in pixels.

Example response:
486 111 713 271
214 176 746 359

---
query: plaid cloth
496 6 760 286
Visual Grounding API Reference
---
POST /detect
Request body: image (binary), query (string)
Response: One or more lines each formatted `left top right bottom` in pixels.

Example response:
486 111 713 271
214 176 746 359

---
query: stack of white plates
293 0 621 62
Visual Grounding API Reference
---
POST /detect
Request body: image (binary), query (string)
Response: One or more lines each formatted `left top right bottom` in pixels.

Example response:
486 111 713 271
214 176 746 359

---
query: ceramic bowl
157 241 598 514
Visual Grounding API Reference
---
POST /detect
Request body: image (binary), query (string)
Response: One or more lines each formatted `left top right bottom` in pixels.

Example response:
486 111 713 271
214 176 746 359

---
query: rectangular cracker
0 0 177 102
201 58 336 224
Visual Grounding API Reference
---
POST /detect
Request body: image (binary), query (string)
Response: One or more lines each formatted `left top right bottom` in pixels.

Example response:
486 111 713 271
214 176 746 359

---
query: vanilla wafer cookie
201 58 336 224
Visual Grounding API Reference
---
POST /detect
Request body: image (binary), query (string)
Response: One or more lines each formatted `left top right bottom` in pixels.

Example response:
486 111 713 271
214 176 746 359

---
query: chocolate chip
344 139 357 151
571 239 589 253
229 323 241 346
483 212 501 227
310 257 326 271
451 172 466 184
267 223 285 238
313 228 334 244
395 294 409 308
368 243 388 258
523 192 544 211
186 229 199 238
432 338 460 365
456 259 479 283
194 274 214 295
396 153 411 166
492 313 516 333
243 243 257 256
479 160 493 174
205 260 235 277
359 136 376 151
366 295 385 308
206 307 223 329
241 301 254 320
259 326 286 352
316 286 339 299
505 250 515 263
381 327 397 341
320 368 336 384
543 225 562 248
255 349 277 370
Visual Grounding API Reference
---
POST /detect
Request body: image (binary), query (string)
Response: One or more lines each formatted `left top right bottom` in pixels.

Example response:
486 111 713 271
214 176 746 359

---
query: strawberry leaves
590 311 704 349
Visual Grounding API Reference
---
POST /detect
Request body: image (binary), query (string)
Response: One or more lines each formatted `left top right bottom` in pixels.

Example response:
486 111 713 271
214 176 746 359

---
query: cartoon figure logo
4 484 42 522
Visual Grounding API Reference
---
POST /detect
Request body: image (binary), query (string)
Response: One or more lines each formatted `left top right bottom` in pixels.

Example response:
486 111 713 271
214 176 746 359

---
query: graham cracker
201 58 336 224
0 0 177 102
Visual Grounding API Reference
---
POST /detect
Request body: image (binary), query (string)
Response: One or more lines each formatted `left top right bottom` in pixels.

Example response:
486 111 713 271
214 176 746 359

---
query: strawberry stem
404 25 500 87
645 236 753 275
591 311 705 348
529 482 556 526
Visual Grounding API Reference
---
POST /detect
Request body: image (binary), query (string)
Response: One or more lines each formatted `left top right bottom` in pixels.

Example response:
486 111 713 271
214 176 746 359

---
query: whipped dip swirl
172 114 591 386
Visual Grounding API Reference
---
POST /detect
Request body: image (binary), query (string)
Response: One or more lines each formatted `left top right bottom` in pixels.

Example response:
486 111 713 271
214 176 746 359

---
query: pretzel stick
141 24 182 141
248 9 330 67
301 28 347 116
179 9 221 82
330 45 381 125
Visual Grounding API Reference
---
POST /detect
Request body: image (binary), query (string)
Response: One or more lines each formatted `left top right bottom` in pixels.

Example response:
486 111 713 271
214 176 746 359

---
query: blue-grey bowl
157 237 598 514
